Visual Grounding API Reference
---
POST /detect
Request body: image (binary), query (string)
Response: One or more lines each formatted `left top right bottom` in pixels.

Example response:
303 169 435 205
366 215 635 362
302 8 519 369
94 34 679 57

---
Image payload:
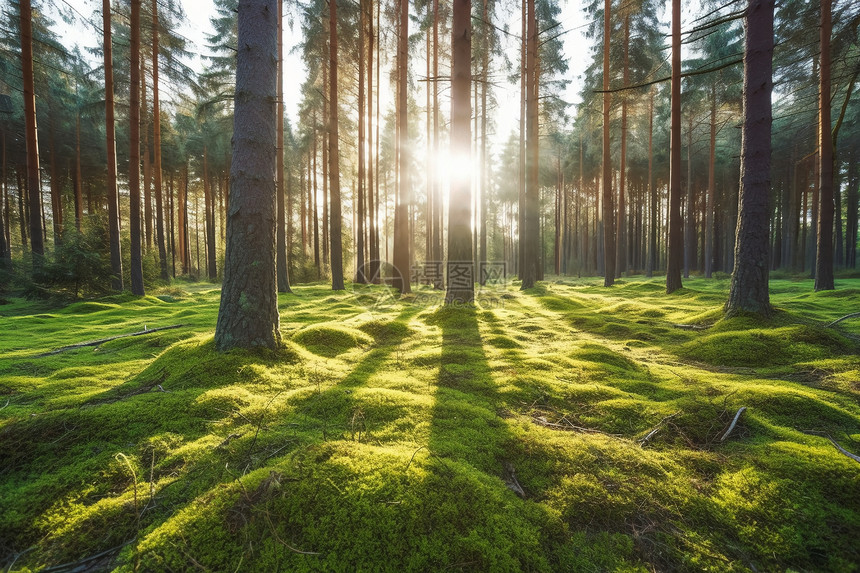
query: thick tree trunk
814 0 834 290
446 0 472 304
517 0 526 279
276 0 291 293
20 0 43 264
666 0 683 294
601 0 615 287
725 0 774 317
142 58 152 251
215 0 281 351
329 0 345 290
129 0 145 295
392 0 411 293
152 0 169 281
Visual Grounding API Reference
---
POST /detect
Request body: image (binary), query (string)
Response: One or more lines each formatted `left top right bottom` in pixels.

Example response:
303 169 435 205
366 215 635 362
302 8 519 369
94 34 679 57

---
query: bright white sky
53 0 592 149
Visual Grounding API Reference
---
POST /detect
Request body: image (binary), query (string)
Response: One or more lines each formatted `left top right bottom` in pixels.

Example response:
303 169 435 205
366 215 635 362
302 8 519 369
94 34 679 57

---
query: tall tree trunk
103 70 123 283
666 0 683 293
726 0 774 317
20 0 43 264
373 0 382 277
647 89 656 277
846 150 857 268
521 0 539 289
517 0 526 279
129 0 145 295
616 15 629 278
601 0 615 287
203 148 217 279
0 130 6 267
814 0 834 290
356 0 367 283
276 0 291 292
393 0 411 293
446 0 473 304
684 113 694 277
479 0 489 284
48 123 62 246
142 57 152 251
152 0 169 281
215 0 280 351
74 102 83 231
329 0 345 290
705 84 716 277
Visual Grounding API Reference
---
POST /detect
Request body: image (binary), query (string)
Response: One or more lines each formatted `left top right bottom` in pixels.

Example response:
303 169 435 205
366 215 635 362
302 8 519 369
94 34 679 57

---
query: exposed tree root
801 430 860 464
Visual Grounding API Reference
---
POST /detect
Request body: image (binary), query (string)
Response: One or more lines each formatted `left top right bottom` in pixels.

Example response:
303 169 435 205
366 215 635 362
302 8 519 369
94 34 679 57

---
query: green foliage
1 278 859 571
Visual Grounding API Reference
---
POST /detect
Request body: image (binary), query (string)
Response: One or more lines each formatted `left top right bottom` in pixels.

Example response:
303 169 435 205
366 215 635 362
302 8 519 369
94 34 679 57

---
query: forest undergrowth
1 277 859 571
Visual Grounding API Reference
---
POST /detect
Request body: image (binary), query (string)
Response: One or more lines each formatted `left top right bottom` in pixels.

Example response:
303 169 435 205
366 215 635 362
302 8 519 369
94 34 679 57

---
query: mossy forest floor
2 277 860 571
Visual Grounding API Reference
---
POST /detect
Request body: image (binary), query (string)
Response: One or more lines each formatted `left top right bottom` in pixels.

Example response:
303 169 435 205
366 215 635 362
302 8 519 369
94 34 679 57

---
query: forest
1 0 860 569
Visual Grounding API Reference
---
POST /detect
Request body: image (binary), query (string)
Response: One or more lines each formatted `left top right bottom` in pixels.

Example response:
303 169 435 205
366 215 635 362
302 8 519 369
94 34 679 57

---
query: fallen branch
719 407 747 442
36 324 187 357
824 312 860 328
801 430 860 464
503 462 526 498
638 412 681 446
40 538 136 572
531 415 617 436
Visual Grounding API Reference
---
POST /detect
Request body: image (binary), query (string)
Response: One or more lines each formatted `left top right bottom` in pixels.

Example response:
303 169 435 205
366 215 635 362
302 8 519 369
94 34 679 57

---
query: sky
52 0 592 148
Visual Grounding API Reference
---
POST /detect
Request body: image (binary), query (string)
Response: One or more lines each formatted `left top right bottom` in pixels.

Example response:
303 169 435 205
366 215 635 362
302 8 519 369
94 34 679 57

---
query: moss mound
292 324 374 357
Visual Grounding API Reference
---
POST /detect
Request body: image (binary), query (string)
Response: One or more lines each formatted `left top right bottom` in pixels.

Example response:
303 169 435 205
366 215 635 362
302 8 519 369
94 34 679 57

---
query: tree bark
616 15 629 279
356 0 368 284
276 0 291 293
329 0 345 290
215 0 281 351
705 84 716 277
392 0 411 293
647 89 656 277
20 0 43 265
814 0 834 291
725 0 774 317
129 0 145 295
152 0 169 281
601 0 615 287
666 0 683 294
445 0 473 304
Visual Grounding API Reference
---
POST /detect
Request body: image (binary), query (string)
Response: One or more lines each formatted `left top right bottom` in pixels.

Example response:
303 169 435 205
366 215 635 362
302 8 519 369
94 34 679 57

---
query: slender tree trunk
446 0 473 304
102 10 124 292
152 0 169 281
215 0 280 351
329 0 345 290
276 0 291 292
705 85 716 277
142 57 152 251
616 15 629 278
601 0 615 287
356 0 368 283
20 0 43 264
393 0 411 293
647 89 656 277
0 130 6 266
684 114 694 277
48 123 63 246
666 0 684 293
521 0 540 289
846 150 857 268
726 0 774 317
479 0 489 284
129 0 145 295
518 0 526 279
815 0 834 290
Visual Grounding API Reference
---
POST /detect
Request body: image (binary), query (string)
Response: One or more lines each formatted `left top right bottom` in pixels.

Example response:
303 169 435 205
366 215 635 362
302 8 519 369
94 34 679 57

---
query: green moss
2 278 860 572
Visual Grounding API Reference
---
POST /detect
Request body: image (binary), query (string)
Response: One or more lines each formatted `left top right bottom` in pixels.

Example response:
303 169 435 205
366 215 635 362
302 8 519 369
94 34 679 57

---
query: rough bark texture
601 0 615 287
726 0 774 317
445 0 473 304
20 0 43 262
329 0 345 290
392 0 411 293
814 0 834 291
646 89 656 277
615 15 629 279
356 0 367 284
276 0 291 293
666 0 683 294
129 0 145 295
215 0 281 351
